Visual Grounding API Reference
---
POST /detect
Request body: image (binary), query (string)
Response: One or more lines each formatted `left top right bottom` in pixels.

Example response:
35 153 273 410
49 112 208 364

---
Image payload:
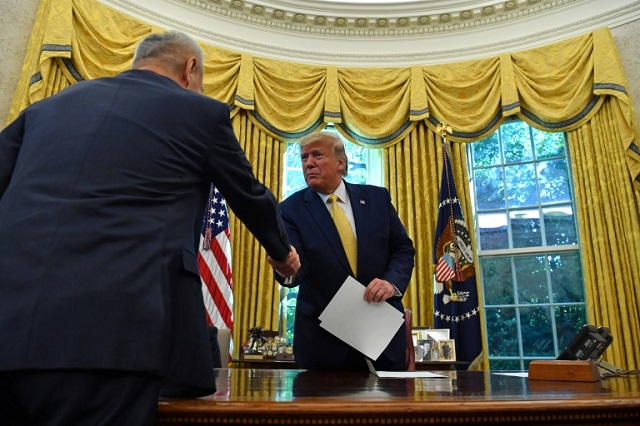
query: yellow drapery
7 0 640 370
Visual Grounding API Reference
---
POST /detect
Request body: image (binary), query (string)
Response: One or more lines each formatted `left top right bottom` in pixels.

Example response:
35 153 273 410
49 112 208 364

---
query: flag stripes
199 185 234 358
198 228 233 330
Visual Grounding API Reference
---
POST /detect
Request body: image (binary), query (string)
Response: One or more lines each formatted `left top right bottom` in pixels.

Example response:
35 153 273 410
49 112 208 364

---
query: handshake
267 245 300 280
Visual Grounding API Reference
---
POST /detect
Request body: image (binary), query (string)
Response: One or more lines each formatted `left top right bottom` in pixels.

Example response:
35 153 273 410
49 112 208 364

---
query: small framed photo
439 339 456 361
424 329 449 342
411 327 431 343
415 339 433 361
411 330 421 346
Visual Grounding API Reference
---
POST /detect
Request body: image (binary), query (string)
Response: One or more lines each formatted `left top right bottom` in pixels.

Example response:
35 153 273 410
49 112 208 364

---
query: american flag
198 185 234 348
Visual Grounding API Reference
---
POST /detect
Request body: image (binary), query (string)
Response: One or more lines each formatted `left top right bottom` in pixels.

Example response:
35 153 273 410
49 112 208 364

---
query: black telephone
557 324 613 361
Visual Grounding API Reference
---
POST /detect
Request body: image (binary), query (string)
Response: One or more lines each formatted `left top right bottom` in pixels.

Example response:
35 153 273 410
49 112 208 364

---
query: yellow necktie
328 194 357 275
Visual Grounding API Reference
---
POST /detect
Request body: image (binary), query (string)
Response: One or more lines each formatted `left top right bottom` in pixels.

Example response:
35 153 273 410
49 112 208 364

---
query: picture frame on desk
411 327 450 342
416 339 433 361
411 330 421 346
424 329 449 342
439 339 456 361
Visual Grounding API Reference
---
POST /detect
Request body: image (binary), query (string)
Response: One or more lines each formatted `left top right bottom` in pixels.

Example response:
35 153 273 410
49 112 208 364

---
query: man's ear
181 57 197 88
339 156 347 169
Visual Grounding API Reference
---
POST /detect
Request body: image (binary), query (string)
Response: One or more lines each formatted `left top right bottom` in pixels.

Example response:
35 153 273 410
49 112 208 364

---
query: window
278 125 382 342
468 120 586 371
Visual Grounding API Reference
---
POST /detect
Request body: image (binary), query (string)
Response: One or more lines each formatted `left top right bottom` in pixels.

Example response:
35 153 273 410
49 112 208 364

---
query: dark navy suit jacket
278 181 415 370
0 70 290 395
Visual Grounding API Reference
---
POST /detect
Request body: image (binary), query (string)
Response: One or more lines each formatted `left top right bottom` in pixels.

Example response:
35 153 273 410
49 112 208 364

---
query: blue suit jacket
279 181 415 370
0 70 291 395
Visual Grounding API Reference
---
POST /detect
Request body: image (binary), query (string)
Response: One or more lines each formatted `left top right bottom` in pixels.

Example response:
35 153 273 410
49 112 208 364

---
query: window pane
486 307 519 356
543 205 577 245
538 159 571 203
284 142 300 167
555 305 587 352
510 209 542 248
515 256 548 303
283 170 306 198
346 143 369 184
520 306 554 357
549 253 584 303
481 258 514 305
489 359 522 371
533 129 565 159
474 167 505 210
472 132 501 166
502 121 533 163
478 212 509 250
505 163 537 208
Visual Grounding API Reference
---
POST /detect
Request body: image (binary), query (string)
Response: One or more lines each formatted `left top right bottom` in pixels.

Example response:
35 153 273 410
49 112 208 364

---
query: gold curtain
8 0 640 369
567 98 640 371
230 112 286 341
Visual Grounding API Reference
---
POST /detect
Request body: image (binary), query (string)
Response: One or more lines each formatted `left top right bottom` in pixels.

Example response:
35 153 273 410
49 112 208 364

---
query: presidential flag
433 146 482 367
199 184 234 352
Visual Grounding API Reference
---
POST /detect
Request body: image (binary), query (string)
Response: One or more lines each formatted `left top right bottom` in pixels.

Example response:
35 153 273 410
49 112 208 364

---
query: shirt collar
318 180 348 204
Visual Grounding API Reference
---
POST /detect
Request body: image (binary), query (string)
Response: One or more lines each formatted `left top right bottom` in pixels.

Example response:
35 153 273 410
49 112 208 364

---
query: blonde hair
299 132 348 177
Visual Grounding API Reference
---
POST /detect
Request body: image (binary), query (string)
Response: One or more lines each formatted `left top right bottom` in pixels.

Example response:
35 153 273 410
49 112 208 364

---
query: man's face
301 140 345 194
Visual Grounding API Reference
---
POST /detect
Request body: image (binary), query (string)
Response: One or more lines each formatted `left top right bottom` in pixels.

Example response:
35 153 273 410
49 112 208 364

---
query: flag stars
438 196 459 209
435 307 479 323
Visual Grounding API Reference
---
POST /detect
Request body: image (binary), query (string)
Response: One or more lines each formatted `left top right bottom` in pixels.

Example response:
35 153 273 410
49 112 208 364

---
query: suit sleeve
0 113 25 198
202 104 291 262
273 201 306 287
381 189 415 295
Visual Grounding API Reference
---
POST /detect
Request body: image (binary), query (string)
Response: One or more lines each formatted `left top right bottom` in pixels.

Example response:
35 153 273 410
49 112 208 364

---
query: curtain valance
9 0 640 188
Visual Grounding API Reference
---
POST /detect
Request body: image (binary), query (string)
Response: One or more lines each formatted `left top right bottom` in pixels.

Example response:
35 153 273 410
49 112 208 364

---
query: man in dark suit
268 132 414 371
0 31 299 425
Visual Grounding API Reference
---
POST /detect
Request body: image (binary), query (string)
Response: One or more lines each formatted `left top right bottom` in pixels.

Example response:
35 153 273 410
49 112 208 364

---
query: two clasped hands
267 247 397 303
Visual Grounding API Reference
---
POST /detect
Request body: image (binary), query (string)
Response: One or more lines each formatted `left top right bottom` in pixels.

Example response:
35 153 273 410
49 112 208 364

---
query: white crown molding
100 0 640 65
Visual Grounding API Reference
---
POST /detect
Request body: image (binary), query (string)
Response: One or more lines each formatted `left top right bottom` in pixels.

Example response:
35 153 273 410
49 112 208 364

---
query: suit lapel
303 188 352 275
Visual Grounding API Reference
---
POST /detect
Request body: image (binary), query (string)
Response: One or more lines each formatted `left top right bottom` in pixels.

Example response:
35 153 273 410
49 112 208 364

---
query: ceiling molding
171 0 575 37
100 0 640 65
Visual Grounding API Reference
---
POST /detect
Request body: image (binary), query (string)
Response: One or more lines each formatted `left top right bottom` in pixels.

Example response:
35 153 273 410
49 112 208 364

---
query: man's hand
363 278 396 303
267 246 300 278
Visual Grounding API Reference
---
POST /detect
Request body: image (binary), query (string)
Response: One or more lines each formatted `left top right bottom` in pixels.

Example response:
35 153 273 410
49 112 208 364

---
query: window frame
467 120 586 371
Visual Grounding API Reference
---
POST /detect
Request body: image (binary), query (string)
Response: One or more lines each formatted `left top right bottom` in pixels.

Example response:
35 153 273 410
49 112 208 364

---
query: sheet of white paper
319 276 404 360
365 359 448 378
492 372 529 378
373 370 449 378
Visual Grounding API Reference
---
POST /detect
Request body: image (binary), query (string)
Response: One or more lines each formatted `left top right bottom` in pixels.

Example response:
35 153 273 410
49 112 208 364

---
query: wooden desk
231 358 468 371
157 368 640 425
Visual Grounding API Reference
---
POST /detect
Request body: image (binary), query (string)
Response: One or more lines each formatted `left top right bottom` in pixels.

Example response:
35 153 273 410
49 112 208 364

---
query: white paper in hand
319 276 405 360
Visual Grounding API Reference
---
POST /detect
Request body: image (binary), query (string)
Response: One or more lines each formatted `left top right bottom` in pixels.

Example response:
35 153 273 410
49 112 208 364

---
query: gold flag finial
436 123 453 159
436 122 452 138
